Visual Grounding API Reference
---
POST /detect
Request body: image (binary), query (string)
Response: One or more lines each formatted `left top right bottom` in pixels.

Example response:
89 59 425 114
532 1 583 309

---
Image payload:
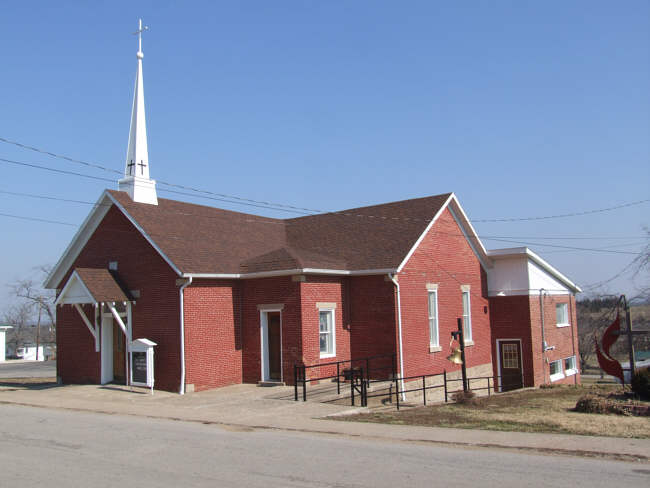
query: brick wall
298 276 348 379
240 276 302 384
183 279 242 391
55 205 181 391
489 293 580 387
349 275 397 376
397 208 492 378
56 303 100 384
529 294 581 386
489 295 535 386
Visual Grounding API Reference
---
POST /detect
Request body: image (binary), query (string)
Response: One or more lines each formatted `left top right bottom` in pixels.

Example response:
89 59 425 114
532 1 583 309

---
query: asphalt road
0 405 647 488
0 360 56 378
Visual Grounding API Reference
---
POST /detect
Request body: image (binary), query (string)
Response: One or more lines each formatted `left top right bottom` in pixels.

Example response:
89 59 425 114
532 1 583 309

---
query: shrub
574 395 631 416
631 367 650 400
451 390 479 405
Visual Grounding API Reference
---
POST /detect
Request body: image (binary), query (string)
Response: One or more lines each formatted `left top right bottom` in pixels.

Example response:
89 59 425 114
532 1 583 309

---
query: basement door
499 340 523 391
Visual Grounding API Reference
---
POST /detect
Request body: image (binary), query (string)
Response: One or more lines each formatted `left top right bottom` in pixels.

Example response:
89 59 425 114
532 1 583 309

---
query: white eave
487 247 582 293
183 268 397 280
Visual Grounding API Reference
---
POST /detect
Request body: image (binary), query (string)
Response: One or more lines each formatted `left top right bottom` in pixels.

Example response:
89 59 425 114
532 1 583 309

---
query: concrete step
257 381 285 387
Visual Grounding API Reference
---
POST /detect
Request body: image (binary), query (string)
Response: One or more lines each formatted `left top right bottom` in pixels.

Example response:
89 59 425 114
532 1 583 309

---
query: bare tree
632 227 650 303
6 265 56 360
3 302 35 357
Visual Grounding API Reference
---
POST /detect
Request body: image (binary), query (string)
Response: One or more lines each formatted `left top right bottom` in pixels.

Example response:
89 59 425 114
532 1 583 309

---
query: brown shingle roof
75 268 132 302
107 190 452 274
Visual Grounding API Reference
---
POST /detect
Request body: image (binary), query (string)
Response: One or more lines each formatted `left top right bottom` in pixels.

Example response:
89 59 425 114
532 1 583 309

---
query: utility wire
0 157 311 215
470 199 650 222
2 136 649 223
1 189 648 257
0 136 318 214
0 212 77 227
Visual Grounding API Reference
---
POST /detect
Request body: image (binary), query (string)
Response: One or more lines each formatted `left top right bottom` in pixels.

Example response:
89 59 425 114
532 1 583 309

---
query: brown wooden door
499 340 523 391
113 324 126 384
267 312 281 380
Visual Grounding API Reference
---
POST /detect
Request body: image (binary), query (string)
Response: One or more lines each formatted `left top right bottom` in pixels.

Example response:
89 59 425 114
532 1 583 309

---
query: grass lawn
337 384 650 438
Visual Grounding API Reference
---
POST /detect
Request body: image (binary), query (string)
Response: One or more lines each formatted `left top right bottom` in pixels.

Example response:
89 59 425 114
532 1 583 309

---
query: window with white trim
319 309 335 358
564 356 577 376
549 359 564 382
428 290 439 348
556 303 569 327
462 290 472 342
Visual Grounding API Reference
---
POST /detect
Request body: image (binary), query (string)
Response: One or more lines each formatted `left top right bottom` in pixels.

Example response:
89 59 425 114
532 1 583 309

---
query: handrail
294 353 396 401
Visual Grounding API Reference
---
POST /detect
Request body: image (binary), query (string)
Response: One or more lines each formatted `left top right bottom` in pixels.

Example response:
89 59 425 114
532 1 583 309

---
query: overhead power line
0 188 648 257
2 135 649 223
0 136 318 215
0 212 77 227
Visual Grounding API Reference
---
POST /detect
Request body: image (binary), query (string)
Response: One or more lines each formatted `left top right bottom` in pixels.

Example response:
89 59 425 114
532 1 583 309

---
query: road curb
1 398 647 463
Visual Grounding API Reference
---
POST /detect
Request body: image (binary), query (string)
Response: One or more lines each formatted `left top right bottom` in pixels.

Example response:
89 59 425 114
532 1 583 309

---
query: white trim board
396 193 490 273
259 308 283 382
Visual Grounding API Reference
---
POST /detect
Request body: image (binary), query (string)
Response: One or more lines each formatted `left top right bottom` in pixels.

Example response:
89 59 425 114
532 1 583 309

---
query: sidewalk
1 382 648 461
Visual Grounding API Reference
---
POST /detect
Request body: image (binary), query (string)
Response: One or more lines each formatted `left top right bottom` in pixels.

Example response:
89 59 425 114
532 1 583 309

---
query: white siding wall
487 257 530 296
488 257 571 296
527 261 570 295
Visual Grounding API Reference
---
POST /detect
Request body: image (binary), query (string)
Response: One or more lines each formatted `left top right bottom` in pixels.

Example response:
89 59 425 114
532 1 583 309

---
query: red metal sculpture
595 313 625 384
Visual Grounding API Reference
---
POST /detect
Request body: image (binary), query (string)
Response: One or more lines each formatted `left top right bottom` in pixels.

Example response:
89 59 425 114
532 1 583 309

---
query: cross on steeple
127 160 135 175
138 160 147 175
133 18 148 57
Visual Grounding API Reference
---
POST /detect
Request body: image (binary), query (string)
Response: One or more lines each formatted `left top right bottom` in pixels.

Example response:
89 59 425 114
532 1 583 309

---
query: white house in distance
0 325 12 361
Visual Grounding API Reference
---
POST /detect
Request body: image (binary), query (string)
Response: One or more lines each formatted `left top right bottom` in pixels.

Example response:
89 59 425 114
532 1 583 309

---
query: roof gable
46 189 489 286
55 268 132 305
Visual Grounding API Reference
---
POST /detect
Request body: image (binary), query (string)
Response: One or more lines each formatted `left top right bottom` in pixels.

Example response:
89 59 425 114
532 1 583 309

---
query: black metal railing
294 353 396 402
384 372 523 410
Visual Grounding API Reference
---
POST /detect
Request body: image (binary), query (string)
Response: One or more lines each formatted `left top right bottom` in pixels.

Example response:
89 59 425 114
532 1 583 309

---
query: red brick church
45 25 581 394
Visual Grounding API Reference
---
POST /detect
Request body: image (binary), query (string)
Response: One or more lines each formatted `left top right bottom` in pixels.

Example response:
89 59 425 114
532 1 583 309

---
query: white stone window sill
429 345 442 353
556 323 571 328
320 353 336 359
464 340 474 347
550 372 565 382
565 368 578 377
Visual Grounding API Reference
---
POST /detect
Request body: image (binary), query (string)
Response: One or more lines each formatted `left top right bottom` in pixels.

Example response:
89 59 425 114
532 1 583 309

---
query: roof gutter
179 276 192 394
182 268 397 280
388 273 406 401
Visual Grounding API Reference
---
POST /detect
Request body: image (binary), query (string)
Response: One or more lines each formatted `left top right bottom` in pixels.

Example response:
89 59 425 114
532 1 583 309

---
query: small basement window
564 356 578 376
549 359 564 382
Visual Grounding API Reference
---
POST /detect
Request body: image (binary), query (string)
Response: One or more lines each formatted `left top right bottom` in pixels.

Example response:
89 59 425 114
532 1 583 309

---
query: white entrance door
101 315 114 384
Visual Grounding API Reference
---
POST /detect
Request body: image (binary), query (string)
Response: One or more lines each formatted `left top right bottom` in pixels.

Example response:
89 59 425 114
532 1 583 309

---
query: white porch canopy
56 268 135 383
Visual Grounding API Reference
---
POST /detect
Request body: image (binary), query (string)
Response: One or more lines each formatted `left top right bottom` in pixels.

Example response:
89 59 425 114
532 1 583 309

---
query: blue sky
1 1 648 310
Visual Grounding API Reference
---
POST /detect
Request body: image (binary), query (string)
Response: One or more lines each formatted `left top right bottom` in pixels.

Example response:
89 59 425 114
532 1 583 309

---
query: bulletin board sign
130 338 157 393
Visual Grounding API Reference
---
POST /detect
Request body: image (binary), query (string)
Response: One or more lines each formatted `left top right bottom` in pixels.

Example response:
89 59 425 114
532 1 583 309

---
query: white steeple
118 18 158 205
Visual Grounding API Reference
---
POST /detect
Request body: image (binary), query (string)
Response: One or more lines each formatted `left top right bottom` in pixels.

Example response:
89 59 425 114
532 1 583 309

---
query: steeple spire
118 18 158 205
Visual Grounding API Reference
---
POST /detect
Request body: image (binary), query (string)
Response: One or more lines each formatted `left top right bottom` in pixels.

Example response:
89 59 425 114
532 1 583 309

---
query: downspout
539 288 547 385
568 293 577 385
179 276 192 394
388 274 406 401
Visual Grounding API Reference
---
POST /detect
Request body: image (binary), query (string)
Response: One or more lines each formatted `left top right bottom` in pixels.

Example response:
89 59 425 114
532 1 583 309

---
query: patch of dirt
336 385 650 438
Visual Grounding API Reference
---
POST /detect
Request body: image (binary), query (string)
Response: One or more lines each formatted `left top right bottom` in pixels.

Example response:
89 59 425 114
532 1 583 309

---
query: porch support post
109 303 128 336
73 303 99 350
109 302 133 387
126 302 133 386
93 304 100 352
